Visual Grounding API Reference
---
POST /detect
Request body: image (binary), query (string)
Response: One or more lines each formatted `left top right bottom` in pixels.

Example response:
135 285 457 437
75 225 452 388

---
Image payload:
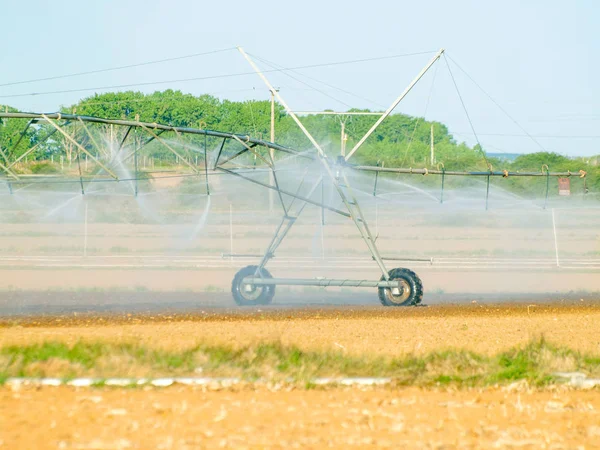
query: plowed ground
2 302 600 449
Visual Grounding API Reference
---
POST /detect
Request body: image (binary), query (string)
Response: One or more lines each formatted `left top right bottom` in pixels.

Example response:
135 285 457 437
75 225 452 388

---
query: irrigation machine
0 48 588 306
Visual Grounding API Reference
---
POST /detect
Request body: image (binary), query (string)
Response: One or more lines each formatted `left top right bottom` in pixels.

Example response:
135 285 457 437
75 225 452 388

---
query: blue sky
1 0 598 156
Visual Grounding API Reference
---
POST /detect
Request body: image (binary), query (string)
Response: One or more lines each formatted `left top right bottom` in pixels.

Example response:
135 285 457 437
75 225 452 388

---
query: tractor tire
231 265 276 306
378 268 423 307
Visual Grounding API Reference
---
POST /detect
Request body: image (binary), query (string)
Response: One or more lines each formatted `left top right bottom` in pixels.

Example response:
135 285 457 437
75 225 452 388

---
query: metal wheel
231 265 276 306
378 268 423 306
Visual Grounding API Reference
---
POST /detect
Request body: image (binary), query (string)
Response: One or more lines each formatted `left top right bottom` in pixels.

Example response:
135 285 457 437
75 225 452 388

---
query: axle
243 277 403 288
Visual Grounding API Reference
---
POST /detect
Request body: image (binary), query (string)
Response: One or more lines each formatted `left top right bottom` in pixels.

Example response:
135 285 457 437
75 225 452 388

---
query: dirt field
2 385 600 449
2 303 600 356
2 303 600 448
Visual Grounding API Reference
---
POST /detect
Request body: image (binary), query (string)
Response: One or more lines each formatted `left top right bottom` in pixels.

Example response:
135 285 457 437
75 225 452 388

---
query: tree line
0 90 597 193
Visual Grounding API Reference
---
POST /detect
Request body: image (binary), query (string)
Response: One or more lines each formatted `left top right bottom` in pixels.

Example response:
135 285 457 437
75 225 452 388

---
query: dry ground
2 303 600 448
2 385 600 449
2 303 600 356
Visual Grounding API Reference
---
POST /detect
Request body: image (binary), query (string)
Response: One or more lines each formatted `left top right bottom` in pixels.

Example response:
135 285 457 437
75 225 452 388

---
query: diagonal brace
256 175 324 272
231 135 272 167
42 114 118 179
138 123 199 173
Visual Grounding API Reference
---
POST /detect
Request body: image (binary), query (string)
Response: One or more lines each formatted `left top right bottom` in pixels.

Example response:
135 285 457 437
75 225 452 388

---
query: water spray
0 99 591 308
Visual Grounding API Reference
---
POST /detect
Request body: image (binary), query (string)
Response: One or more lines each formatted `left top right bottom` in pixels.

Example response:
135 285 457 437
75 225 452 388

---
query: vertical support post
440 168 446 204
204 133 210 195
372 160 380 196
552 208 560 268
270 91 276 142
134 145 138 197
84 201 88 258
76 149 85 196
213 138 227 170
430 124 435 166
340 121 346 156
269 89 277 212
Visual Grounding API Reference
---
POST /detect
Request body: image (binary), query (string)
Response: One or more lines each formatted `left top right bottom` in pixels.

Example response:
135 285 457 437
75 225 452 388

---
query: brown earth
2 303 600 356
1 384 600 449
2 297 600 449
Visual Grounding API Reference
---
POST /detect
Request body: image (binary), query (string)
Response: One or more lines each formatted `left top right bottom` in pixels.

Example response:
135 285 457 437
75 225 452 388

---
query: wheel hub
241 281 263 301
388 279 411 303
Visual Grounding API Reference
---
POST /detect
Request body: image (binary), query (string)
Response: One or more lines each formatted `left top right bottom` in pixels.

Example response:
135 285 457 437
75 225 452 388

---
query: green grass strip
1 337 599 387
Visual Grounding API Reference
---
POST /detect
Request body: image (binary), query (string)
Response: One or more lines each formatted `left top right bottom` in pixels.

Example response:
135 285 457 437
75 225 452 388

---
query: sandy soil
1 385 600 449
3 303 600 356
2 295 600 449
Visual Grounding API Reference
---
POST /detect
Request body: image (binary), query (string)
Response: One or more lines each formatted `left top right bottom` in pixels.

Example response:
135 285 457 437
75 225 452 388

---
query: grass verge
1 338 599 387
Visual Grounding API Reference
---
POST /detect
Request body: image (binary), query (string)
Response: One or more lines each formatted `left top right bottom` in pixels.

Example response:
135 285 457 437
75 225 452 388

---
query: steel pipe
243 277 401 288
350 165 586 178
0 112 311 159
380 256 434 263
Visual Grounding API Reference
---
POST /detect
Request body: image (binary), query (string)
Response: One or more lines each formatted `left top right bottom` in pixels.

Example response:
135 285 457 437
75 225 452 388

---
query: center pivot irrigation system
0 48 587 306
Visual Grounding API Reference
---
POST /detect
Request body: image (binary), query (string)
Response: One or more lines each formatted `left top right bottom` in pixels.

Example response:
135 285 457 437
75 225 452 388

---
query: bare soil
2 384 600 449
2 297 600 448
3 303 600 356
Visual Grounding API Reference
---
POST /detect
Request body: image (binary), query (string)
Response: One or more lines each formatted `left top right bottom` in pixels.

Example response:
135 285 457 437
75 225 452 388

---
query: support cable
400 62 439 167
446 54 548 153
251 54 353 109
249 52 384 109
443 54 490 169
0 48 236 88
0 51 438 100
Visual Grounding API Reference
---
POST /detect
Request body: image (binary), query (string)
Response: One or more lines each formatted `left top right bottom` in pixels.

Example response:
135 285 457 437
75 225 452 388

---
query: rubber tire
231 265 276 306
378 268 423 307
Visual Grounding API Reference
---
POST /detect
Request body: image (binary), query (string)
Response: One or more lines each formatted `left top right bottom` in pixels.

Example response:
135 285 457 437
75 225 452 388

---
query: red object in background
558 177 571 196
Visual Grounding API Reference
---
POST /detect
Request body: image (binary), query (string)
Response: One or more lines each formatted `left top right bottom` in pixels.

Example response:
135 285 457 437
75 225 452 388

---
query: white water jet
188 194 212 241
43 194 83 219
